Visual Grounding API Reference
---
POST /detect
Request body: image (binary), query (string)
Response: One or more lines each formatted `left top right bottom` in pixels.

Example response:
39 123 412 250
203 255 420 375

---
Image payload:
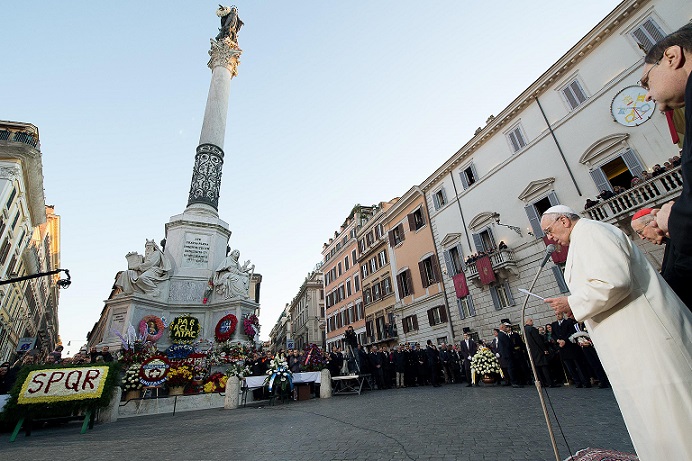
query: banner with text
18 366 110 404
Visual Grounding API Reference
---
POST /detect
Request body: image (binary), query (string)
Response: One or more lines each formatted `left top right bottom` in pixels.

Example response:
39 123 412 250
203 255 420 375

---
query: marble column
186 36 242 216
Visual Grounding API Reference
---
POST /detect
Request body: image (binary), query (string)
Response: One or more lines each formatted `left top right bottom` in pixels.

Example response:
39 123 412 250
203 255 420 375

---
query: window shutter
428 309 435 326
388 230 395 247
552 266 569 293
456 298 466 320
459 171 469 190
547 191 559 206
443 250 453 277
590 168 613 193
490 285 501 310
406 269 414 295
396 273 404 298
432 193 440 210
472 233 484 253
486 227 496 249
509 131 520 152
622 148 644 179
412 315 418 330
398 224 406 243
403 319 409 334
504 282 515 306
563 85 579 110
418 260 429 288
456 244 466 271
470 163 479 183
439 305 448 323
440 188 447 205
467 295 476 316
525 203 543 238
407 213 416 231
431 254 441 282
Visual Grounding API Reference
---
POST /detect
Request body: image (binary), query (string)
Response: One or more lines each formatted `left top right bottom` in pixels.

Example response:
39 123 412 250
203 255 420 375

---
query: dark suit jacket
524 324 548 366
497 332 513 368
459 339 478 362
551 318 581 360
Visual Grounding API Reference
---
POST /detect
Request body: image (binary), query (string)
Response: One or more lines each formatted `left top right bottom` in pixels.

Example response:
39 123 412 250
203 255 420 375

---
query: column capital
208 38 242 77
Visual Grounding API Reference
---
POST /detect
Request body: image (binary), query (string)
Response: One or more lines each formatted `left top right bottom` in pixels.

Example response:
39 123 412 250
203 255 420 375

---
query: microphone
540 244 556 267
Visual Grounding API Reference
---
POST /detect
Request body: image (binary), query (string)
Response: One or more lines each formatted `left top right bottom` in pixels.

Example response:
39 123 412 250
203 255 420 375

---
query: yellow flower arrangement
167 365 193 387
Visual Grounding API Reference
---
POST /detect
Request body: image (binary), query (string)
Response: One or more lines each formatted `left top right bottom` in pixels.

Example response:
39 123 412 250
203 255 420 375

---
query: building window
525 192 560 237
427 305 448 326
376 224 384 239
346 279 352 297
373 283 381 301
11 211 20 229
443 245 465 276
389 224 405 247
507 125 527 153
364 287 372 305
630 17 666 53
361 264 368 278
0 238 10 264
402 314 418 333
408 208 426 231
382 277 392 295
356 301 364 320
472 228 496 253
378 250 387 267
344 255 350 270
589 148 645 195
351 250 357 265
456 295 476 320
561 78 588 110
337 262 342 276
459 163 479 189
354 275 360 292
418 255 440 287
490 281 515 310
6 188 16 210
432 188 447 210
370 258 377 273
396 269 414 298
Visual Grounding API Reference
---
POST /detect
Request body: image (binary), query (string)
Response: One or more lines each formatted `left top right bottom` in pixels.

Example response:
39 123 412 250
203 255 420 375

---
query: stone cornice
0 143 46 226
421 0 650 191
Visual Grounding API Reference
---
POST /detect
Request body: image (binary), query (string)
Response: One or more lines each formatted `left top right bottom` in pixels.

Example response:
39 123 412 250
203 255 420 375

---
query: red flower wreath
139 315 165 342
215 314 238 342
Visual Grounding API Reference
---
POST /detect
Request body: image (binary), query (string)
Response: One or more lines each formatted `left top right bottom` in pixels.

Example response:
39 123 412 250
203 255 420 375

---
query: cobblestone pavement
1 384 635 461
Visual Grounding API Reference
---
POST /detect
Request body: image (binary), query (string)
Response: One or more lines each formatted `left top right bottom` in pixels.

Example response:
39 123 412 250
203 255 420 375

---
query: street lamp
0 268 71 288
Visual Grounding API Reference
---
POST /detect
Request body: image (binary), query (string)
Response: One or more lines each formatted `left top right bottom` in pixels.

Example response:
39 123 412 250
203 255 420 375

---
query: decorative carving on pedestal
169 280 208 303
213 249 254 300
115 240 171 297
187 143 224 210
0 166 20 180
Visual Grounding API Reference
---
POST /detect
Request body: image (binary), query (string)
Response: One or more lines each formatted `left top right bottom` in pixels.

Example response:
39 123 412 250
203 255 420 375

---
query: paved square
2 384 635 460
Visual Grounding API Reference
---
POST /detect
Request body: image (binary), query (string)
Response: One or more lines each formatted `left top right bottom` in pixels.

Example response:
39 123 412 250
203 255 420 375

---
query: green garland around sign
169 314 201 344
0 362 121 429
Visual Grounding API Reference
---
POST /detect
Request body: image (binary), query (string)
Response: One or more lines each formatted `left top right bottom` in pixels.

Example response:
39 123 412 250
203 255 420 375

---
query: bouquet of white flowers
122 363 143 391
226 360 251 379
470 347 501 377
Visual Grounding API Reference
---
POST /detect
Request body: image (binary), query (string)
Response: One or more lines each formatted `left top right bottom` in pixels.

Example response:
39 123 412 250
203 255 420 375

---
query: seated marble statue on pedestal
116 239 171 297
213 249 254 300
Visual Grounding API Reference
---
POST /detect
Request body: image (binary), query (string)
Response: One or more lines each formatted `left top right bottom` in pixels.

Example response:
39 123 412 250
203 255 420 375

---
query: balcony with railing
465 248 518 285
0 127 39 149
583 166 683 223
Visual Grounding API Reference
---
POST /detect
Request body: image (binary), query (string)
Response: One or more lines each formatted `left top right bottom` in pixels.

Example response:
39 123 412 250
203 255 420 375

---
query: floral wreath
139 315 165 342
215 314 238 342
243 314 259 339
169 314 201 345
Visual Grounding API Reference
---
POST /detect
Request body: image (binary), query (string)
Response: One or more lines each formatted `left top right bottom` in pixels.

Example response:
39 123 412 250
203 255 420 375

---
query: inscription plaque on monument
182 233 210 268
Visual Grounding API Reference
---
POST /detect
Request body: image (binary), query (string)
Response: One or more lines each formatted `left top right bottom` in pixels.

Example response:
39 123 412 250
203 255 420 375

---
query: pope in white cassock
542 205 692 461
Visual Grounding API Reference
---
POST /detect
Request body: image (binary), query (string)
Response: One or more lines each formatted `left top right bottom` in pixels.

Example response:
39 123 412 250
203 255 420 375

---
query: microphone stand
520 257 561 461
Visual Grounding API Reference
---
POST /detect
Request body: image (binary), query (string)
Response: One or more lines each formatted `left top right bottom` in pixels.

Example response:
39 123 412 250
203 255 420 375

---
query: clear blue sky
1 1 621 352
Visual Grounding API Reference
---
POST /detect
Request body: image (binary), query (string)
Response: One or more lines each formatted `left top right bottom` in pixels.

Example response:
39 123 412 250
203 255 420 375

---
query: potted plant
470 347 502 384
166 365 193 395
122 364 143 400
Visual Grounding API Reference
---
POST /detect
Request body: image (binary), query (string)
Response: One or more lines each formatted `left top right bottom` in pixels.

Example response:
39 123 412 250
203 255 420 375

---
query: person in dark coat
415 343 428 385
392 345 406 388
497 324 521 387
425 340 441 387
458 333 478 386
328 346 343 377
368 346 385 389
524 318 555 387
551 313 590 387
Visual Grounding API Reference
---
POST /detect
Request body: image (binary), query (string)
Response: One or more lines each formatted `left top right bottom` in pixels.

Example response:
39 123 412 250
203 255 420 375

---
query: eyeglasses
542 215 562 236
638 60 660 90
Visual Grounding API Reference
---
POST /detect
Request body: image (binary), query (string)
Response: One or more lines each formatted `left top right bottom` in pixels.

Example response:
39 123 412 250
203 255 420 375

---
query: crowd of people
464 241 507 265
324 315 609 392
583 154 682 210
